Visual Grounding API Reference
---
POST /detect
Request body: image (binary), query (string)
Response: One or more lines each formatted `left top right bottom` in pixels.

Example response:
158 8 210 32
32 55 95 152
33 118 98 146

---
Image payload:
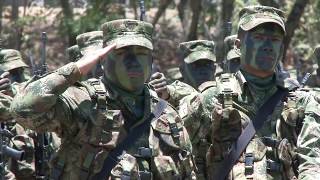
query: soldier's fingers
0 78 10 85
152 81 167 89
149 77 167 85
0 71 10 78
154 86 167 92
150 72 162 80
99 44 117 60
0 82 10 90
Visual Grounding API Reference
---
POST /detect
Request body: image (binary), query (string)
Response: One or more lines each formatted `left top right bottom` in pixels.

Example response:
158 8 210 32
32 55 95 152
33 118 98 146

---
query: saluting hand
75 44 116 76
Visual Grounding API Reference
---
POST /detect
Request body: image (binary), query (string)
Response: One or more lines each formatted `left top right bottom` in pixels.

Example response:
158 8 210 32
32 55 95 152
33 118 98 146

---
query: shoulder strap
211 87 288 180
91 99 168 180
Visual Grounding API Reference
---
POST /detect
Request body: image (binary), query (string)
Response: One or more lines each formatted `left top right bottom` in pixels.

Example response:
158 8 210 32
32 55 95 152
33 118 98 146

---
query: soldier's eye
253 34 264 40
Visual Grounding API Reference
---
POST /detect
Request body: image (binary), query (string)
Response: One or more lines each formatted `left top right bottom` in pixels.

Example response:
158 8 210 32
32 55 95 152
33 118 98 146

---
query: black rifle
0 124 24 180
139 0 146 21
34 32 49 180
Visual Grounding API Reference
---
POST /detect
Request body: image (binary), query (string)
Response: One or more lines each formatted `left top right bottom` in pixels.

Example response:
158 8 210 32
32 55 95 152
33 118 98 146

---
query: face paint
103 46 152 94
183 59 215 88
9 68 25 83
240 24 284 71
228 59 240 73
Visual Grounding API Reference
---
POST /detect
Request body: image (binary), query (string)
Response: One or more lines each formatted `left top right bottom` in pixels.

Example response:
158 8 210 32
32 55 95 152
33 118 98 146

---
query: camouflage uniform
166 40 217 107
76 31 103 78
66 45 82 62
179 6 320 179
10 19 196 179
0 49 35 180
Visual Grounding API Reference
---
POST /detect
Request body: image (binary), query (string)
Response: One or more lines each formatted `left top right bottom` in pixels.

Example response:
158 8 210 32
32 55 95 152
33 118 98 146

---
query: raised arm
10 44 115 131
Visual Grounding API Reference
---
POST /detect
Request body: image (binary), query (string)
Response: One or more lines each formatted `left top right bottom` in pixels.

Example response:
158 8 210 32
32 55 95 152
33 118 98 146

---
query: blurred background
0 0 318 72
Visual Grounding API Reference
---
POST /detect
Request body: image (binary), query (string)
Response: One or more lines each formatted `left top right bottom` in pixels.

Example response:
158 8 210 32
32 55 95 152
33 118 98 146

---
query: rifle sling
92 99 167 180
211 87 288 180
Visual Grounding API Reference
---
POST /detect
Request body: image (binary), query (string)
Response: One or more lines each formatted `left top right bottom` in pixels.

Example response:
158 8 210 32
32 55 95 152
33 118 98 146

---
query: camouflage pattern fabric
179 71 320 179
76 31 103 56
66 45 82 62
179 40 216 64
163 40 217 109
178 5 320 179
10 19 196 179
10 62 196 179
102 19 153 50
76 31 103 78
165 67 183 84
0 49 28 72
0 49 60 179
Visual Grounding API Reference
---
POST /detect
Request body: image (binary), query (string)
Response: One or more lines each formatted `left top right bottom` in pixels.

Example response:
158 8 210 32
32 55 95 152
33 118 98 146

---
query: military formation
0 4 319 180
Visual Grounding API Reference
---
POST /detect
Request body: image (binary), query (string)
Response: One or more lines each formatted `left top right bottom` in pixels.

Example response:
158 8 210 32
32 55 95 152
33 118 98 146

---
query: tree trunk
215 0 235 64
152 0 172 26
0 0 3 34
177 0 189 33
283 0 310 60
186 0 201 41
130 0 138 20
11 0 19 20
59 0 76 46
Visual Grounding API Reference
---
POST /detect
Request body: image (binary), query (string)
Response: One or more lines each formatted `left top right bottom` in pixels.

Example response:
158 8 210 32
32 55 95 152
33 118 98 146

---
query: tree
59 0 76 45
283 0 310 59
152 0 173 26
0 0 3 34
186 0 202 41
215 0 235 63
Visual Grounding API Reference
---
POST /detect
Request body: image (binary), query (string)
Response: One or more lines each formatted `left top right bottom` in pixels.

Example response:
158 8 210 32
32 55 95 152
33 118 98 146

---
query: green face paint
103 46 152 94
183 59 215 88
240 24 284 72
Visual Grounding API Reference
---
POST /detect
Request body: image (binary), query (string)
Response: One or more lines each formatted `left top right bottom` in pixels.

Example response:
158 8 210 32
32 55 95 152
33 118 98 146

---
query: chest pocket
87 109 125 147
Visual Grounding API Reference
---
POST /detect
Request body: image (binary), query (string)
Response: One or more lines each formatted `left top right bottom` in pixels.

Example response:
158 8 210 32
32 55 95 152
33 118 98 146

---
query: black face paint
184 59 216 88
9 68 24 83
228 59 241 73
103 46 152 94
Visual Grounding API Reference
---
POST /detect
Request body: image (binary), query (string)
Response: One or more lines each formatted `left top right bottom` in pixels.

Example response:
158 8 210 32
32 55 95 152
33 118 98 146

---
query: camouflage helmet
0 49 28 71
179 40 216 64
76 31 103 56
294 44 312 61
238 6 286 34
66 45 82 62
224 35 240 61
101 19 153 50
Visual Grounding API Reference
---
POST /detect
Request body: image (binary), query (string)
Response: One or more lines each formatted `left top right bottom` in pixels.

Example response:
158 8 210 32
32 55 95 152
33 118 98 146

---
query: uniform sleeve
296 92 320 179
167 80 197 107
178 88 218 142
10 62 86 132
0 92 13 122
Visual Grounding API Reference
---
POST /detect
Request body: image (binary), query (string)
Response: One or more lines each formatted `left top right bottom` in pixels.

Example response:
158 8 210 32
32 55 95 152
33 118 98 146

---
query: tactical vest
207 73 302 180
50 79 195 180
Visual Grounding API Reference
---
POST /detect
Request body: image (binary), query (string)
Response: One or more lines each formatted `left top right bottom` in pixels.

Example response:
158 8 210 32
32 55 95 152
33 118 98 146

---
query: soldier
0 49 35 180
291 44 313 82
66 45 82 62
10 19 196 179
179 6 320 179
150 40 216 107
223 35 241 73
76 31 103 78
303 45 320 88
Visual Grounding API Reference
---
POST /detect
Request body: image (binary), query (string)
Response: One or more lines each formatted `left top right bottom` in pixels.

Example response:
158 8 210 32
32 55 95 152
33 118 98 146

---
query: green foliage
58 0 125 45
